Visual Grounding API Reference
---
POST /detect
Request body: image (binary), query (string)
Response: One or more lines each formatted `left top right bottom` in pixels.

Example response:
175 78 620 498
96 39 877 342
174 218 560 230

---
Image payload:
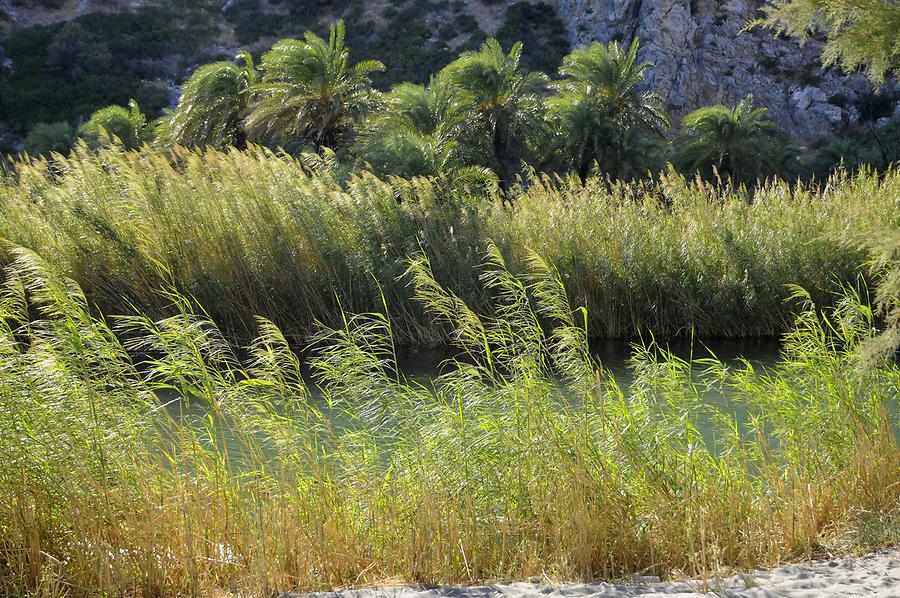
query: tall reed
0 245 897 596
0 145 891 344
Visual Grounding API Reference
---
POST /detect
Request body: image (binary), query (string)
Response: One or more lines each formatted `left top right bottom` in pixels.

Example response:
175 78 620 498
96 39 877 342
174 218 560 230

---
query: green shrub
348 9 455 87
454 13 480 35
859 91 897 122
224 0 315 44
22 121 74 155
0 6 216 133
758 55 780 72
828 92 850 107
438 23 457 42
45 21 111 81
76 8 213 61
11 0 65 7
496 2 570 73
799 66 821 85
78 99 150 149
133 83 173 115
808 117 900 178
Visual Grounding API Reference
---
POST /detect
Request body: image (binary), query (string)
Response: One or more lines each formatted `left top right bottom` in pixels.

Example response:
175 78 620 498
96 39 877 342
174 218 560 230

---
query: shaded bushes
496 1 570 73
0 7 208 128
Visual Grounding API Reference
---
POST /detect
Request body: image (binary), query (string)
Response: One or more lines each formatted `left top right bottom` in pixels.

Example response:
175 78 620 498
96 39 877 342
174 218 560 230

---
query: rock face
552 0 883 140
0 0 894 142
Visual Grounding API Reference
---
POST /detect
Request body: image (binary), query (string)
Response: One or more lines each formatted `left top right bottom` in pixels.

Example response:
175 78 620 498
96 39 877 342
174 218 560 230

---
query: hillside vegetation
0 0 569 144
3 0 898 170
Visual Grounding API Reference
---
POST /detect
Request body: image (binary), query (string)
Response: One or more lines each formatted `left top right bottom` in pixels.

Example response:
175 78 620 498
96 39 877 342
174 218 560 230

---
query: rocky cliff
0 0 896 143
553 0 892 141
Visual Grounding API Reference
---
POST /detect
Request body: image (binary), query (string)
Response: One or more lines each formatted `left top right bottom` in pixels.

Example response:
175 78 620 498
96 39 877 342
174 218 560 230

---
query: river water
392 338 781 388
160 338 785 462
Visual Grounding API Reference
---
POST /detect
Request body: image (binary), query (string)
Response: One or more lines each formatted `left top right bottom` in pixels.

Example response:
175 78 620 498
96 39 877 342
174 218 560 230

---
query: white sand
292 549 900 598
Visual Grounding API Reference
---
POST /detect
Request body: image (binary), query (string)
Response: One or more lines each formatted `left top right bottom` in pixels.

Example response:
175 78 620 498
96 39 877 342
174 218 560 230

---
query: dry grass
0 244 897 596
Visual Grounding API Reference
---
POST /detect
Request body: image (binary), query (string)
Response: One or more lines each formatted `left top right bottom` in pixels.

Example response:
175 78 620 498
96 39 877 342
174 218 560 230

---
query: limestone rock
548 0 896 140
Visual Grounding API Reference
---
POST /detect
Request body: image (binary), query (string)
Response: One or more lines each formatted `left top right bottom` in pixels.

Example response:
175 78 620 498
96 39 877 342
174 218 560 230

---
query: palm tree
384 77 468 139
244 21 384 153
549 39 670 183
442 38 547 192
79 99 150 150
168 51 259 149
358 126 459 178
675 96 785 184
357 75 471 177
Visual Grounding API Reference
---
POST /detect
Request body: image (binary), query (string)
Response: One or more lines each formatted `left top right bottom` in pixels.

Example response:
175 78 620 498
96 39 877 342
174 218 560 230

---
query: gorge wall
0 0 895 144
553 0 886 141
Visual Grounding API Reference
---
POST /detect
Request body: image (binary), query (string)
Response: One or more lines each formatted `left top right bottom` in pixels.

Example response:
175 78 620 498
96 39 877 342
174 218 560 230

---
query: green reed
0 244 897 596
0 144 892 344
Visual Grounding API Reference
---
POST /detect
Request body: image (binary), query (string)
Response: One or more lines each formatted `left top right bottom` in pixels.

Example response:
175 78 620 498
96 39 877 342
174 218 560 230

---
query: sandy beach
292 549 900 598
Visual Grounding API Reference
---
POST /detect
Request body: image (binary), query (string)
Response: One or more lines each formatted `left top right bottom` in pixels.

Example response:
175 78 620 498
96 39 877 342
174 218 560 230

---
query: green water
160 339 784 462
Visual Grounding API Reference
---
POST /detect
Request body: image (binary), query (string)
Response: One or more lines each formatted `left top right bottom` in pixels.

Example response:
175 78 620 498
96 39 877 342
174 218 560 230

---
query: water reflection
160 338 784 463
391 338 780 387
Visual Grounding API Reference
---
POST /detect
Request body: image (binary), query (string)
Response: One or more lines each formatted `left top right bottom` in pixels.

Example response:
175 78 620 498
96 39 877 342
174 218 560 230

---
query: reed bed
0 145 893 344
0 245 897 597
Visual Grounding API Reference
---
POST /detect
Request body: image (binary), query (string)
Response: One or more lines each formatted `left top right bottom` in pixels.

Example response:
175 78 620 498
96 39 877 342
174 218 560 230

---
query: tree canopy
14 17 896 188
244 20 384 152
550 39 669 182
357 76 470 178
79 99 149 149
675 96 786 184
169 51 259 149
441 39 547 190
756 0 900 84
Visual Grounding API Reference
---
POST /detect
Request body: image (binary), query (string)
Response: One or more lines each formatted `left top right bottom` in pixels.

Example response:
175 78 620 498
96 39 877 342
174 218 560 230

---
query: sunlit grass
0 245 897 596
0 144 892 343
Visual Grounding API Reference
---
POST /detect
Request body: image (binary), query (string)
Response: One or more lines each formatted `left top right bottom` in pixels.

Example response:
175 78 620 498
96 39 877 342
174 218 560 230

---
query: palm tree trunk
234 127 248 151
493 125 509 199
578 152 592 184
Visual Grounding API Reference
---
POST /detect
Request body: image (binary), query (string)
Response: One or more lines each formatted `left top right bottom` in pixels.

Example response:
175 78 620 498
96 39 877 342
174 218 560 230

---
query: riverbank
291 550 900 598
1 146 894 344
1 248 897 596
